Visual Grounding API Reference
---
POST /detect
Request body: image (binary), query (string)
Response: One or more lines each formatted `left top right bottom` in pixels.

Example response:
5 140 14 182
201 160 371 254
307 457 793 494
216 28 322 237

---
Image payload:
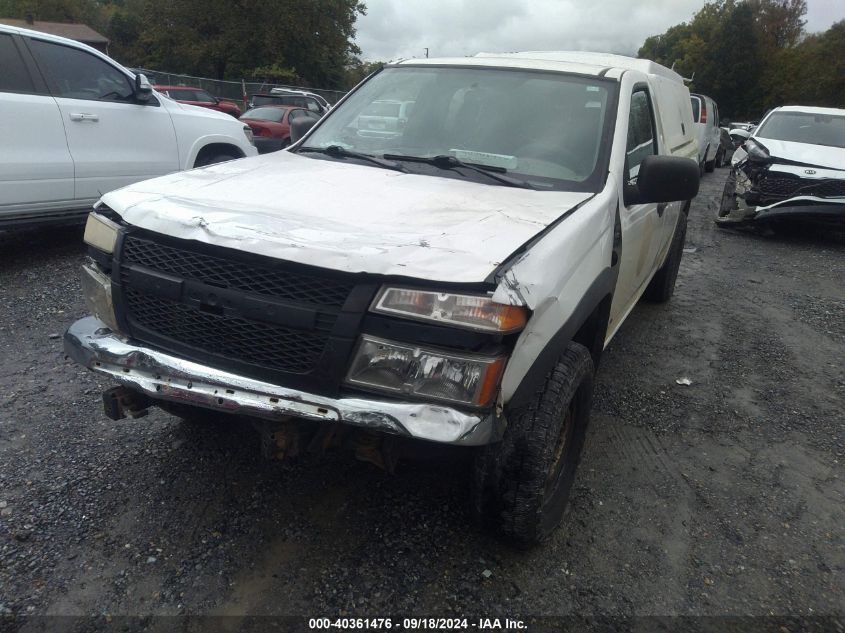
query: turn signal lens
372 287 528 333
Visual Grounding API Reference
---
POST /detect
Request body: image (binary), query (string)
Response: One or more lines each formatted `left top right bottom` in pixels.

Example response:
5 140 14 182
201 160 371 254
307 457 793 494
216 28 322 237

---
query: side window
288 109 303 121
305 98 321 113
626 90 657 183
0 33 36 94
194 90 217 104
28 38 133 102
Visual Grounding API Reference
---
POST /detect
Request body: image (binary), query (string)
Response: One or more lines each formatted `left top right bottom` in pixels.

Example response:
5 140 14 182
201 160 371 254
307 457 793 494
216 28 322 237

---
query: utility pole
424 48 429 58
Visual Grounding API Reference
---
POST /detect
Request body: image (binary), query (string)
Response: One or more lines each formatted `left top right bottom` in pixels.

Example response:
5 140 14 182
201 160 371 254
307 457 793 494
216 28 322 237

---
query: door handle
69 113 99 122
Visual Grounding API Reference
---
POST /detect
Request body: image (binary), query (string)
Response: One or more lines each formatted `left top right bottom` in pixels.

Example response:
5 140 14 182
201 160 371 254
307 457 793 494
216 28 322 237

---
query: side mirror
135 73 153 102
729 128 751 140
625 155 699 205
290 116 319 144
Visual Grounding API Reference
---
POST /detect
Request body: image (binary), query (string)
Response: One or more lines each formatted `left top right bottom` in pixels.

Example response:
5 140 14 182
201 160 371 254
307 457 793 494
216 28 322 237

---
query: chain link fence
133 68 348 105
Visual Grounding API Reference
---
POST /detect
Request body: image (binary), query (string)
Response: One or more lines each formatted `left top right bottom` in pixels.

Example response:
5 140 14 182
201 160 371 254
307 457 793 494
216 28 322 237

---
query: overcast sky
354 0 845 62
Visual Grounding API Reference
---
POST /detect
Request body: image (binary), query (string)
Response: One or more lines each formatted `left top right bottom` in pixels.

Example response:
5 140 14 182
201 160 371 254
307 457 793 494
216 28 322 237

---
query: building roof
0 18 108 44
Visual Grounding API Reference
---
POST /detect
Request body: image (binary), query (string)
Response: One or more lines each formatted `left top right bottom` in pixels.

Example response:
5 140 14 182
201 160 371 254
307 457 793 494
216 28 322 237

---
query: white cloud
354 0 845 62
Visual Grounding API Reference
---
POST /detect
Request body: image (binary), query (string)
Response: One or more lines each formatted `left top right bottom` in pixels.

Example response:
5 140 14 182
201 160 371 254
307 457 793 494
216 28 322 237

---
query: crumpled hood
100 151 592 283
755 136 845 172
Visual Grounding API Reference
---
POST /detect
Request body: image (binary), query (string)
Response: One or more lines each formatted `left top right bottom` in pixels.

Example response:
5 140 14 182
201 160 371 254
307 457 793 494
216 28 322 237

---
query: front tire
704 149 716 172
471 342 594 547
643 209 687 302
194 153 237 168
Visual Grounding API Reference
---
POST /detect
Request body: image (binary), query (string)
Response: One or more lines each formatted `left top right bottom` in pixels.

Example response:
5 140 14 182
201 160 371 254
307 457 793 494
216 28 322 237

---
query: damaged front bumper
717 160 845 228
716 194 845 227
64 316 503 446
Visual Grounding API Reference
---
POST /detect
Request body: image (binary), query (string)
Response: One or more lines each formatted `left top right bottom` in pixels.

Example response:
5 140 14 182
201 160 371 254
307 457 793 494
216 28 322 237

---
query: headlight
83 212 120 253
346 335 506 407
243 125 255 145
745 138 771 163
372 287 528 333
81 261 120 332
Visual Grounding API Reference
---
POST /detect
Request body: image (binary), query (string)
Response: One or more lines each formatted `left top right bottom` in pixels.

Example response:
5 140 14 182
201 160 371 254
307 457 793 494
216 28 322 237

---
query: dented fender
493 186 617 404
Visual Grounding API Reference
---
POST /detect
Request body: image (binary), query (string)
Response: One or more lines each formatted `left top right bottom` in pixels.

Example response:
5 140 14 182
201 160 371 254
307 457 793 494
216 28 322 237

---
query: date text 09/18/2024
308 618 527 630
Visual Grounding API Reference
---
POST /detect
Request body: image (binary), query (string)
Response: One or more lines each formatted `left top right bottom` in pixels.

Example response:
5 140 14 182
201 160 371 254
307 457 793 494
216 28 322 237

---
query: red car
154 85 242 118
240 106 322 153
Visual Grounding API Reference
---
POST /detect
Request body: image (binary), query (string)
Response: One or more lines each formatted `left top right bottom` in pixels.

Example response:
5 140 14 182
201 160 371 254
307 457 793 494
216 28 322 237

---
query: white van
66 51 699 545
690 92 723 173
0 24 257 229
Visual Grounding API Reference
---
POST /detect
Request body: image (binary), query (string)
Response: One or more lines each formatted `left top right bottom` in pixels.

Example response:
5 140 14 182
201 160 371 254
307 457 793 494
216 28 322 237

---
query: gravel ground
0 168 843 626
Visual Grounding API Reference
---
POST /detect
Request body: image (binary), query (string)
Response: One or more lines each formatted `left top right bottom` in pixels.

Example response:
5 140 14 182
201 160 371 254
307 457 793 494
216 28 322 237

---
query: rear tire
704 153 716 173
471 342 594 547
643 210 687 303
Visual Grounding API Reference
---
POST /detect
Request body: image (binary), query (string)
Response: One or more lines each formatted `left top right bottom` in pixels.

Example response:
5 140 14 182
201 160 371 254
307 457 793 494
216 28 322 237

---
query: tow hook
102 386 151 420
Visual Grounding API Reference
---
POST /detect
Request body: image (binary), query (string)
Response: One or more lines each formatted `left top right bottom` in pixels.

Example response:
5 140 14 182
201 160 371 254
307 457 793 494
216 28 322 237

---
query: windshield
755 111 845 149
242 107 285 122
362 101 402 117
300 66 615 191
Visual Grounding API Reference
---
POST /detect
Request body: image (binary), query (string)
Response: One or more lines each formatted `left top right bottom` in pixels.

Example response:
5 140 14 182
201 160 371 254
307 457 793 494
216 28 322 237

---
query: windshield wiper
382 154 536 189
298 145 408 173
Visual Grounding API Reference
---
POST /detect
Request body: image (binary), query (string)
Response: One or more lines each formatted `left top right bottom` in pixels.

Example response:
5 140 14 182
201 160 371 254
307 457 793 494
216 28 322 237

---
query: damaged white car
65 52 699 545
717 105 845 229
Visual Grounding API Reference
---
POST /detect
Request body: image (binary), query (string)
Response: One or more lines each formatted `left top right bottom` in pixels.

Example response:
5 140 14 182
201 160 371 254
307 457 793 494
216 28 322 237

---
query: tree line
0 0 369 89
638 0 844 121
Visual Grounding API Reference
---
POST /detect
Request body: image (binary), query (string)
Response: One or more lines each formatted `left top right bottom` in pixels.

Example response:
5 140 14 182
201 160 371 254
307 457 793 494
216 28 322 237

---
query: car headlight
83 212 120 254
81 260 120 332
345 335 506 407
243 125 255 145
372 287 528 333
745 138 771 163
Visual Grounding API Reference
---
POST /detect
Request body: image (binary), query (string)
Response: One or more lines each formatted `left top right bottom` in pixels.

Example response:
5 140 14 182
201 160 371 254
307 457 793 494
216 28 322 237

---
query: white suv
0 25 257 229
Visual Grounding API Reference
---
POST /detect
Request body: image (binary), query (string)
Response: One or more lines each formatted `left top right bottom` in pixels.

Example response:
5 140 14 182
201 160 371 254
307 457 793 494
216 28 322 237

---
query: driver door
610 87 666 327
26 37 179 201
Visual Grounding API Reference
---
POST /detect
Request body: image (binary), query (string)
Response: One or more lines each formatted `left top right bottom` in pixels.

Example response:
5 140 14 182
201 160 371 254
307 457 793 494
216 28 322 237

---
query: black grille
757 176 845 200
758 176 802 197
125 289 332 374
800 179 845 198
115 232 363 385
122 235 354 308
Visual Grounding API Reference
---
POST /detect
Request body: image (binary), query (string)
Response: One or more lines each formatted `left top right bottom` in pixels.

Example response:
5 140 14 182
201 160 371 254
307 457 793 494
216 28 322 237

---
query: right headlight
83 211 120 254
81 260 120 333
745 138 771 163
345 335 506 408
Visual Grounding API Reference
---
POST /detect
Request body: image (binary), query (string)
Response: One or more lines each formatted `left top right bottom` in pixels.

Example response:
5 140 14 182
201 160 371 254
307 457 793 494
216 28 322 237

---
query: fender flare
185 134 249 169
507 267 616 411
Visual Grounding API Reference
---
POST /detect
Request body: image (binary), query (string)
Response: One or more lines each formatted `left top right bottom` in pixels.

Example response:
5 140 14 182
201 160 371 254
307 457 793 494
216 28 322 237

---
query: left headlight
345 335 506 408
83 212 120 253
372 287 528 333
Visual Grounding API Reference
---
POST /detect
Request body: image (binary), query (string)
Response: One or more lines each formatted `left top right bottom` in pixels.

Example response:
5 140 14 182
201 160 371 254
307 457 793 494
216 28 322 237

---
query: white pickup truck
66 51 699 545
0 24 257 229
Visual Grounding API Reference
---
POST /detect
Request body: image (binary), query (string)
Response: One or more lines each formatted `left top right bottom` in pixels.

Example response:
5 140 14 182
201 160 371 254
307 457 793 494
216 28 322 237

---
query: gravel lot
1 168 843 626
